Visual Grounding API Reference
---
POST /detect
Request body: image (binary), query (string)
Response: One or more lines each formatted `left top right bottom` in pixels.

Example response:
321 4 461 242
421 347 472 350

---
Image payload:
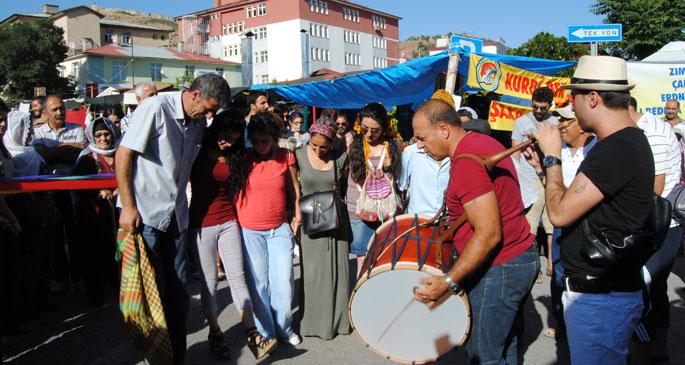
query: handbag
299 157 340 235
356 147 401 222
580 194 671 269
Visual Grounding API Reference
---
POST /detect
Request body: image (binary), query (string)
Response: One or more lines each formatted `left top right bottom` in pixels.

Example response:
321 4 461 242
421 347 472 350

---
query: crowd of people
0 56 684 365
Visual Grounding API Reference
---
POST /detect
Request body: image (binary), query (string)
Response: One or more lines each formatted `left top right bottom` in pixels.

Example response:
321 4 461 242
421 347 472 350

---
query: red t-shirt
189 151 236 229
236 148 295 230
446 132 534 266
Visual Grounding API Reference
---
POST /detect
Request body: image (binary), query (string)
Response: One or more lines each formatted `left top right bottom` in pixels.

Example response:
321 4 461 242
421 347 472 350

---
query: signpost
445 35 484 98
449 35 483 54
567 24 622 56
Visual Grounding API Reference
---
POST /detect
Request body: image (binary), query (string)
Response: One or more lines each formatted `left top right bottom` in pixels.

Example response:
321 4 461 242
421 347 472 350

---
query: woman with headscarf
294 119 351 340
2 110 59 314
73 116 118 306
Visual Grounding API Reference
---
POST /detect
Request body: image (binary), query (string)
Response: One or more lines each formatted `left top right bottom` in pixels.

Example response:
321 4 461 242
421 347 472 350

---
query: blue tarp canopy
252 50 576 109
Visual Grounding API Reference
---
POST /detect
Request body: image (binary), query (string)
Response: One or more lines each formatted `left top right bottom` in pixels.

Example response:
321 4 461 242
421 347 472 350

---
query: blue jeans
141 218 189 365
349 218 378 256
465 244 539 365
563 289 643 364
550 228 565 335
241 223 295 340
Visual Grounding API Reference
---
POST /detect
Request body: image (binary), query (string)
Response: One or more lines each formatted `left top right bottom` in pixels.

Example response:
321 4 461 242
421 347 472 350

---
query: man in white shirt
663 100 685 137
629 97 682 362
116 74 230 363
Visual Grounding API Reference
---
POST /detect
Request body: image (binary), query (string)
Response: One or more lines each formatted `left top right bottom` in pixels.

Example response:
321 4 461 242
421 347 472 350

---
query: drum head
350 266 470 364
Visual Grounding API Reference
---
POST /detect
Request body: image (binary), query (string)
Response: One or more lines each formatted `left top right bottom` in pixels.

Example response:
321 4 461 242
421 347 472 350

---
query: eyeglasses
532 104 550 111
360 124 381 135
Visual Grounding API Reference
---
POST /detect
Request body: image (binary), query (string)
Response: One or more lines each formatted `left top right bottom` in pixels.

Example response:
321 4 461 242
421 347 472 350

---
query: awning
252 51 576 109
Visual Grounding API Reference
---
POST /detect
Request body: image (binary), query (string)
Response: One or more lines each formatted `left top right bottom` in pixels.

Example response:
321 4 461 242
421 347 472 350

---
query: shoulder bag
299 154 341 235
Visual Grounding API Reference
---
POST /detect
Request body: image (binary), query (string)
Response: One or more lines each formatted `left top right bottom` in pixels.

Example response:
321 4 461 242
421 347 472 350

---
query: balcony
197 23 210 33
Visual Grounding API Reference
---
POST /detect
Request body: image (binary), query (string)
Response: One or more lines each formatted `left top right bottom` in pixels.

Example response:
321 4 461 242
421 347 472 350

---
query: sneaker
286 333 301 346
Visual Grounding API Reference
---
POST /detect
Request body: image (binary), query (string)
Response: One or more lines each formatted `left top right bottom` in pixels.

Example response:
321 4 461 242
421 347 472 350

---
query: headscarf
2 111 45 177
309 119 334 139
77 117 118 163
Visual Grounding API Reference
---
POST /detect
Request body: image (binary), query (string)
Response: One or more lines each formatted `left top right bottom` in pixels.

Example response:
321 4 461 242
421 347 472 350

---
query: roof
51 6 105 20
642 41 685 63
99 19 171 32
68 44 238 65
0 5 103 25
176 0 400 20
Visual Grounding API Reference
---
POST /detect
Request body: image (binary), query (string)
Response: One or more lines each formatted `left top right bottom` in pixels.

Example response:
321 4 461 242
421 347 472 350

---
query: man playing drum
412 99 538 364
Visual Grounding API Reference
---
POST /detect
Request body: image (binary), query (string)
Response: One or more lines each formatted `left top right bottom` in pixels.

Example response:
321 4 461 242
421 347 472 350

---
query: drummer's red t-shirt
446 132 534 266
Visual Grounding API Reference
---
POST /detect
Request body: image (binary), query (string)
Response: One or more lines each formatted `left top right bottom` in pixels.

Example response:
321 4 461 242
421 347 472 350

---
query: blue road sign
567 24 622 43
449 35 483 54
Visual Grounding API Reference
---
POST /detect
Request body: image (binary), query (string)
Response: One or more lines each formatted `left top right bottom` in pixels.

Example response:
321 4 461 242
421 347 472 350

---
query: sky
1 0 604 47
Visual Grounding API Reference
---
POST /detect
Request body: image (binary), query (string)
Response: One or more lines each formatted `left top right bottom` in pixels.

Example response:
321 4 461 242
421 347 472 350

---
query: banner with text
467 54 570 103
627 62 685 118
488 100 532 131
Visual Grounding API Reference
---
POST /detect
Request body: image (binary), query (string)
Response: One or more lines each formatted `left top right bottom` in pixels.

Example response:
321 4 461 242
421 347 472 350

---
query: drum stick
377 296 416 342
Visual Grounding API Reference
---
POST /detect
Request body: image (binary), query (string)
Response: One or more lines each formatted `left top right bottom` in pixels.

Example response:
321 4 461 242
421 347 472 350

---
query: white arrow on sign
571 27 619 39
571 28 587 39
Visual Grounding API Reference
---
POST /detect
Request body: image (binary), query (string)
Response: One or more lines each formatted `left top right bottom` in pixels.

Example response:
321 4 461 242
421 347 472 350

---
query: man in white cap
528 56 654 364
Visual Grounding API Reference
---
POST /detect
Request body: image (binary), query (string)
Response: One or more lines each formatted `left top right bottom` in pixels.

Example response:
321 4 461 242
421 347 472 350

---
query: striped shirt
637 113 682 227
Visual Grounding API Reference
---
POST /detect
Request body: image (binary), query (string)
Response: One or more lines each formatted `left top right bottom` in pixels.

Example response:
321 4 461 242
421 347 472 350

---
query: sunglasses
360 124 381 135
94 131 111 138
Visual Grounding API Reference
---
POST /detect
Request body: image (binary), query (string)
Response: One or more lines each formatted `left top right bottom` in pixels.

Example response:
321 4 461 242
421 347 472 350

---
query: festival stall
252 50 576 131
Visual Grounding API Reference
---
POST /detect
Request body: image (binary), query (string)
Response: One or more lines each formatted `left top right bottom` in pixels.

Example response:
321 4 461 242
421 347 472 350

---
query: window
325 49 330 62
153 34 158 40
161 35 166 40
258 3 266 16
260 50 268 63
373 15 387 29
373 36 387 49
104 30 113 44
112 61 126 81
123 32 131 44
185 65 195 77
255 74 269 84
258 27 267 39
151 63 162 81
345 53 360 66
216 68 224 75
310 1 328 14
344 8 359 22
344 31 359 44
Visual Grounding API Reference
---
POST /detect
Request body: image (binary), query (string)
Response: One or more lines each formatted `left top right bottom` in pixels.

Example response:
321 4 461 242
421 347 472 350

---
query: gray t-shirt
511 112 559 207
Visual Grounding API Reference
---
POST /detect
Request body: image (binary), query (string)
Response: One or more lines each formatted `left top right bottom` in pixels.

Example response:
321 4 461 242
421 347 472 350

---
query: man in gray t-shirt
511 87 559 244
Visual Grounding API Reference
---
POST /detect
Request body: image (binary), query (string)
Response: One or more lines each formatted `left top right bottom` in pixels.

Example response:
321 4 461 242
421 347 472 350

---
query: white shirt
32 122 87 175
117 92 205 232
639 113 682 227
561 137 597 188
398 143 451 216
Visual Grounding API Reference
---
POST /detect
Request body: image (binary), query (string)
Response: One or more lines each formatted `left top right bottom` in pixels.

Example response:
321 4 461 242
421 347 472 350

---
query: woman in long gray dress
294 120 351 340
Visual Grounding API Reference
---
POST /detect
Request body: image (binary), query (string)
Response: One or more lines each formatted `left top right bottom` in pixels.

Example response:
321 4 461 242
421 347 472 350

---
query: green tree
592 0 685 60
0 19 75 100
508 32 588 77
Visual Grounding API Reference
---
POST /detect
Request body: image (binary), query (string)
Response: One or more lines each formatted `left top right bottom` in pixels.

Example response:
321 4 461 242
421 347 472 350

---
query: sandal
246 327 277 359
208 328 231 360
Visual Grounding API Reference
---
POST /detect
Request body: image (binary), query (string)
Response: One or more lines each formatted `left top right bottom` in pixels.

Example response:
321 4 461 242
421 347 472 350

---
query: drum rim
348 262 472 364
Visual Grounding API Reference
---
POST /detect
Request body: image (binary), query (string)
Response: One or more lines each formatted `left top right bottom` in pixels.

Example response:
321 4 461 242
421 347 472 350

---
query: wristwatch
542 155 562 169
443 274 461 293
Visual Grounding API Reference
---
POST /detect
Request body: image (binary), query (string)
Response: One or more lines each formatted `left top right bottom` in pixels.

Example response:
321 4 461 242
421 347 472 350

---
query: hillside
90 5 179 46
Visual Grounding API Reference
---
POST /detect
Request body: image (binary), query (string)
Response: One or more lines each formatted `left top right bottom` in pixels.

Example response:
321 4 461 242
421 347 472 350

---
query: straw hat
562 56 634 91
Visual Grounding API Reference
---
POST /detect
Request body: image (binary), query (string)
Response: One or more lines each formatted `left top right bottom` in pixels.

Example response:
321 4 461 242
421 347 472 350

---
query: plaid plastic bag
116 229 173 365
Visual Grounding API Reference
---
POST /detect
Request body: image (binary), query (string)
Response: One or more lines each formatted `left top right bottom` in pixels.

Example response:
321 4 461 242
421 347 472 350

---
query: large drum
349 214 471 364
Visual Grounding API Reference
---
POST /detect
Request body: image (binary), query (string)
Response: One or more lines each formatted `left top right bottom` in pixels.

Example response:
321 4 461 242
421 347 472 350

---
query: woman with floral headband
294 119 351 340
346 102 402 277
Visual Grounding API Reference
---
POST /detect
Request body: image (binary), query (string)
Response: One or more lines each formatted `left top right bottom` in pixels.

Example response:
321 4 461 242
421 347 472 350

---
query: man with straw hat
526 56 654 364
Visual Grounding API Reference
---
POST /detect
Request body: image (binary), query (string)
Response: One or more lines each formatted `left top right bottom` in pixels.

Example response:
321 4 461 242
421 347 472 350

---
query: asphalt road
3 256 685 365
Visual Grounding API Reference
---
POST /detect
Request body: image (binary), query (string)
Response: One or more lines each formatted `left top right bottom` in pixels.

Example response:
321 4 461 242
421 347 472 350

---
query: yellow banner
627 62 685 118
488 101 532 131
467 54 570 103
